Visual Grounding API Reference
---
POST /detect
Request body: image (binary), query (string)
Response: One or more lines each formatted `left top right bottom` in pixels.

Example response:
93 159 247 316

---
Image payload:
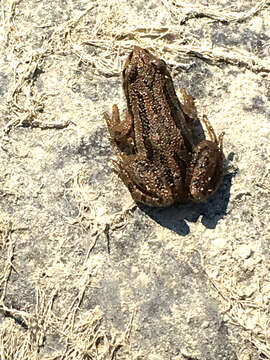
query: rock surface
0 0 270 359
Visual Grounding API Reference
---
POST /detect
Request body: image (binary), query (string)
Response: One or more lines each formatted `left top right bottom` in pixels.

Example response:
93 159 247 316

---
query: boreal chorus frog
104 46 224 207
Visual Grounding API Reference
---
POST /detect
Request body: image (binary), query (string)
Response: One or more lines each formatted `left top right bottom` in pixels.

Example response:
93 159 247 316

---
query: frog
104 46 224 207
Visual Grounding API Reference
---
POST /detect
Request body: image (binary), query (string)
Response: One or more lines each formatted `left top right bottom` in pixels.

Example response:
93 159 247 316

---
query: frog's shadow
139 169 235 236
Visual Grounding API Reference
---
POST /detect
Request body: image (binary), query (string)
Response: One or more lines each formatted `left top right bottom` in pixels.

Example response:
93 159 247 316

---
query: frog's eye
151 59 167 73
123 65 138 83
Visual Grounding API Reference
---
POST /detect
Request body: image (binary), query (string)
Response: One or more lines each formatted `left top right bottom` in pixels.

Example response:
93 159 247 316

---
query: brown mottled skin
104 46 224 207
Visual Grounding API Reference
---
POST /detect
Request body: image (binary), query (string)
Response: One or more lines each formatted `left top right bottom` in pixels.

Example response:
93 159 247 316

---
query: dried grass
0 222 133 359
0 298 132 360
65 166 136 243
0 217 15 304
203 244 270 358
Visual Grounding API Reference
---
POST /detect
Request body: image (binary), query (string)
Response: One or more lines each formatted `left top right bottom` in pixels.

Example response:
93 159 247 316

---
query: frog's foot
202 114 224 148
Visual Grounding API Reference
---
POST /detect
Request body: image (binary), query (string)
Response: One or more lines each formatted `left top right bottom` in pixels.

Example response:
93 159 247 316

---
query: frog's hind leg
113 158 175 207
186 115 224 202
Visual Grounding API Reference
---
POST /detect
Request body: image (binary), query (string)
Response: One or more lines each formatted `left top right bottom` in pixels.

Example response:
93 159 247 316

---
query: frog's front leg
104 104 134 154
186 115 224 202
178 88 198 148
179 88 197 122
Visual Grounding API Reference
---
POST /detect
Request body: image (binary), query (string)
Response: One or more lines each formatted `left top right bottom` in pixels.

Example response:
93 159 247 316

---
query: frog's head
122 46 170 86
